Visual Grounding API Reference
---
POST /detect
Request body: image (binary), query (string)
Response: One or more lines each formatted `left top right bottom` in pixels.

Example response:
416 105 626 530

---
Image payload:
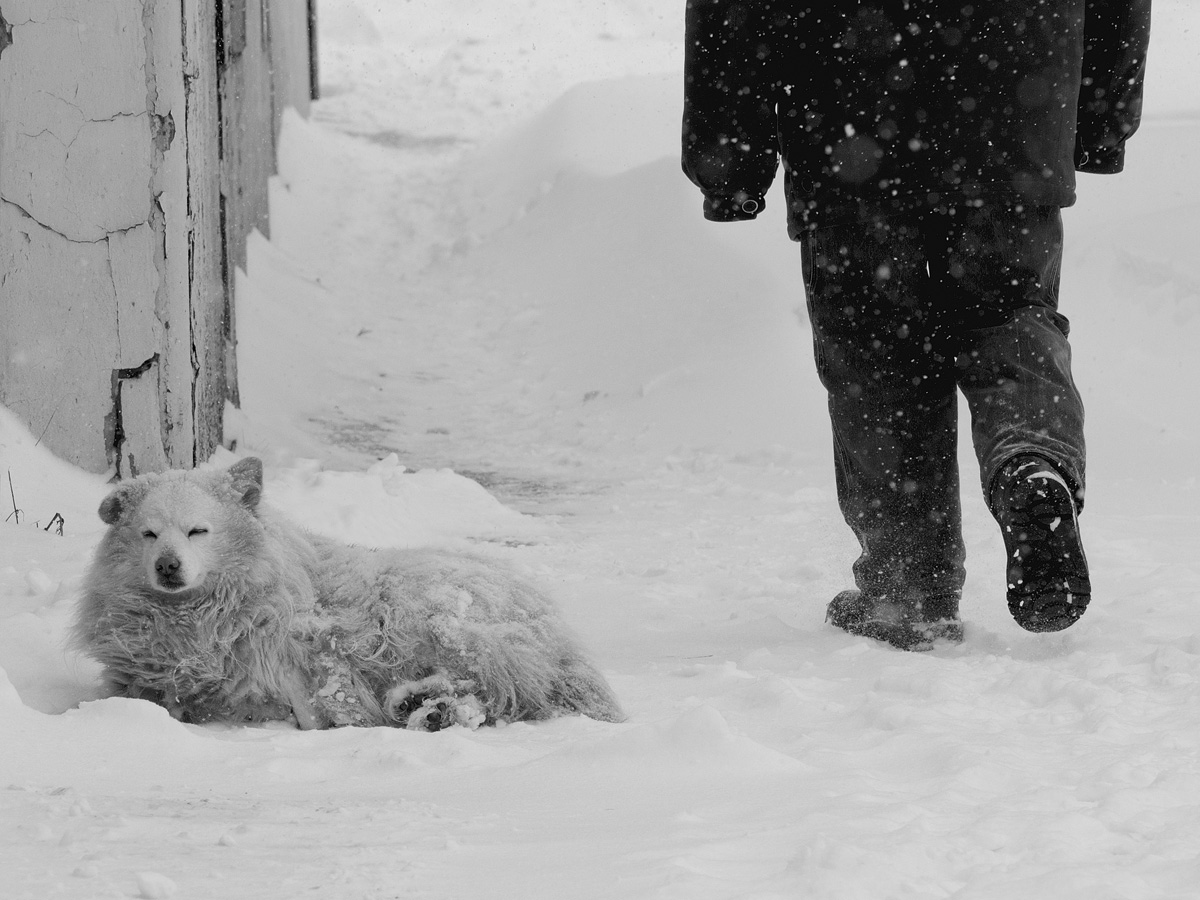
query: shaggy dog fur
71 458 623 730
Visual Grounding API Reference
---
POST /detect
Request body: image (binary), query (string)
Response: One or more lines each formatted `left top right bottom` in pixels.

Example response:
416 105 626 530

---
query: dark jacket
682 1 1151 236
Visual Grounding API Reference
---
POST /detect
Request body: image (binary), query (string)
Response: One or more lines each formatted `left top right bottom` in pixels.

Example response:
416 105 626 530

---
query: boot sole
1000 463 1091 633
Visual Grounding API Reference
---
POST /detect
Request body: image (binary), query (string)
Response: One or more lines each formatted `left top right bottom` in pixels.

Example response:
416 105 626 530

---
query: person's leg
802 217 965 648
937 205 1090 631
939 205 1085 502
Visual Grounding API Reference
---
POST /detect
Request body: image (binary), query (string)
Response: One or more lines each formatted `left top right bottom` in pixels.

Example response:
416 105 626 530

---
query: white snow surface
4 1 1200 897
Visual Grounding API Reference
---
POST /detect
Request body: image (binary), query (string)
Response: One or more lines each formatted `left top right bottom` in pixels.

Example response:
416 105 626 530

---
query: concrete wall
0 0 312 477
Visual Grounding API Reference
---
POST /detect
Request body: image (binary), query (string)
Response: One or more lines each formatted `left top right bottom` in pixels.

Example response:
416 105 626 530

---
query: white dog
72 458 623 730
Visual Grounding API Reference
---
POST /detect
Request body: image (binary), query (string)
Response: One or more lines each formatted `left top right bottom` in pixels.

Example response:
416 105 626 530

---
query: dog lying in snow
71 458 623 730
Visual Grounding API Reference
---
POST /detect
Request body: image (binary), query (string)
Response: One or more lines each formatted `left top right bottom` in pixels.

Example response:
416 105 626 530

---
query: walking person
682 1 1151 649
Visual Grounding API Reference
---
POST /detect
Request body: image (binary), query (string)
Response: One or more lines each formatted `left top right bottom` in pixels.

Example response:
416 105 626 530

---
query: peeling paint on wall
0 10 13 60
106 353 160 479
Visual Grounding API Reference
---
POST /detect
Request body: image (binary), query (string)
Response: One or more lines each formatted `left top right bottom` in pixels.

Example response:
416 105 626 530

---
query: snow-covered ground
4 1 1200 896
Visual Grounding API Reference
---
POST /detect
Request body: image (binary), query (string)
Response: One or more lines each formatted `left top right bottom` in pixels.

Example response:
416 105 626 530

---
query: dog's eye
188 527 209 537
141 530 157 540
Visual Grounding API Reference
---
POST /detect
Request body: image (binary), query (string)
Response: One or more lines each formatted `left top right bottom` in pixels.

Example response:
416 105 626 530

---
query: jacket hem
784 184 1079 239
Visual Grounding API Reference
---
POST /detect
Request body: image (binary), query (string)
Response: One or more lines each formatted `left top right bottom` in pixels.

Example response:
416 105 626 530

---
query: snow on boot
992 455 1091 632
825 589 964 651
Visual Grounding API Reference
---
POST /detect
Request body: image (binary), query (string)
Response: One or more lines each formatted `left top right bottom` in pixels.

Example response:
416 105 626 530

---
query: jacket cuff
1074 141 1125 175
703 194 764 221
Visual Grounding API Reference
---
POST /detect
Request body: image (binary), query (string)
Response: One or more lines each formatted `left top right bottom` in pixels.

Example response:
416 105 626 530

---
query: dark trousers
800 206 1085 610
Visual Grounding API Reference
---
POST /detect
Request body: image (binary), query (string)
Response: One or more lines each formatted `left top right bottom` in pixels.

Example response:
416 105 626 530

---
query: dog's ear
98 483 141 525
228 457 264 511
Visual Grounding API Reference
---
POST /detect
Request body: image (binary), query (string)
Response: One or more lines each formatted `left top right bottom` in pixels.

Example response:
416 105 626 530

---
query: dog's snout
155 554 181 578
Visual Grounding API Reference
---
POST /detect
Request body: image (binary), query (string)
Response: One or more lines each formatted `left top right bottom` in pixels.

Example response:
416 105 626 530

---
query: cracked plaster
0 1 155 242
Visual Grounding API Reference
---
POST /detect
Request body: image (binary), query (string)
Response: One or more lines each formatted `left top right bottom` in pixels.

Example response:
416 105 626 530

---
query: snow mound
464 74 679 234
0 404 110 534
67 695 197 737
254 452 544 548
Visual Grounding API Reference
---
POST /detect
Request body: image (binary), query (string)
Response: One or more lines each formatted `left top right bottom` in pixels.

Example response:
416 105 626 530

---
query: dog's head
97 458 264 600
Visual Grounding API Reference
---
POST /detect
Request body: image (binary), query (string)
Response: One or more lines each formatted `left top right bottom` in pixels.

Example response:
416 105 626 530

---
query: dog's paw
384 673 479 727
403 693 485 732
384 674 457 717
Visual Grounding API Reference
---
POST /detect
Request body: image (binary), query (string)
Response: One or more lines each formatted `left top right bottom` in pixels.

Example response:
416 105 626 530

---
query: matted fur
71 458 623 730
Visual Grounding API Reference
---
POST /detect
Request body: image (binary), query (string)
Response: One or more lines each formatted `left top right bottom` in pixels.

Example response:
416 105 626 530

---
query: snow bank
0 405 110 530
463 73 682 235
256 452 543 548
0 408 110 714
425 72 823 459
